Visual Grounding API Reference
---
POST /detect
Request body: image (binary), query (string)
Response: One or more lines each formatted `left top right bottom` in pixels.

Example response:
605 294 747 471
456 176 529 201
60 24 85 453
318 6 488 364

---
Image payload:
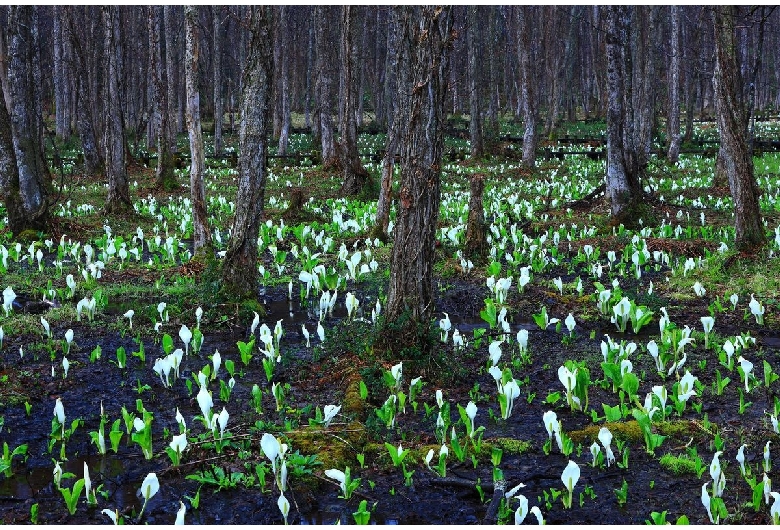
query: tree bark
150 6 177 190
605 6 642 224
517 6 537 168
338 6 370 196
3 6 49 231
374 10 398 239
464 175 487 258
184 5 212 254
712 6 765 251
221 6 274 300
467 6 483 158
381 6 452 356
213 6 223 157
53 7 70 139
277 6 291 157
667 5 682 163
164 6 181 148
314 6 338 168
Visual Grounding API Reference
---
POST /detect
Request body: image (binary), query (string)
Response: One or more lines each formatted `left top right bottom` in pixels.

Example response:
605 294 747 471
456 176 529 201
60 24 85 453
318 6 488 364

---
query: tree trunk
467 6 483 158
374 10 398 240
517 6 537 168
277 6 291 156
213 6 223 157
184 6 212 255
103 6 132 213
150 6 177 190
712 6 765 251
605 6 642 223
164 6 180 149
3 6 49 231
221 6 274 300
381 6 452 357
314 6 338 168
667 5 681 163
338 6 370 196
53 7 70 139
464 174 487 258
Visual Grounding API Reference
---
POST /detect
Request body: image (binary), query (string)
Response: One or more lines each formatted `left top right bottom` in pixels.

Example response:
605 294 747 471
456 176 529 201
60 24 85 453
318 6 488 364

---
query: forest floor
3 142 780 525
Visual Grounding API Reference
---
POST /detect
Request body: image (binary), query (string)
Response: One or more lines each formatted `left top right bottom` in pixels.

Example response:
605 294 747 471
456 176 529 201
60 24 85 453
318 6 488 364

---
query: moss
569 419 716 446
286 420 368 470
15 229 41 242
659 453 700 476
485 437 533 455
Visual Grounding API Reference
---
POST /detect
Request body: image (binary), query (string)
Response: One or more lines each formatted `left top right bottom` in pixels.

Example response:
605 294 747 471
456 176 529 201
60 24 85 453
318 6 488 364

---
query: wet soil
1 272 779 525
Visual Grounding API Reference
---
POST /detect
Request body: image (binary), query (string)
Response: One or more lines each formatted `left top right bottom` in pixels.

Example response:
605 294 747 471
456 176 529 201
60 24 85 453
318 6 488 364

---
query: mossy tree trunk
380 6 452 356
221 6 273 299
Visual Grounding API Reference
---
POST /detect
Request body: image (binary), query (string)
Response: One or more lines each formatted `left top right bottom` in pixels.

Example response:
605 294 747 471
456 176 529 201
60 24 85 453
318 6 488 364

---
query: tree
0 6 50 233
712 6 765 251
516 6 537 168
380 6 453 356
314 6 338 168
184 5 212 254
150 6 177 190
667 5 682 163
277 6 291 157
338 6 370 196
467 6 483 158
64 6 104 177
213 6 224 157
103 6 132 213
221 6 273 299
604 6 643 224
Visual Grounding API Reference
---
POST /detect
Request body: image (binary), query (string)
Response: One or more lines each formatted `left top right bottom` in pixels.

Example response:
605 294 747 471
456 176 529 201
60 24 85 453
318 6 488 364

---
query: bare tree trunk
667 5 682 163
464 175 487 258
3 6 49 231
467 6 483 158
314 6 338 168
184 6 212 254
605 6 642 223
374 10 398 240
164 6 180 151
381 6 452 357
148 6 177 190
338 6 370 196
103 6 132 213
517 6 537 168
221 6 274 300
53 7 70 139
277 6 291 156
213 6 223 157
712 6 765 251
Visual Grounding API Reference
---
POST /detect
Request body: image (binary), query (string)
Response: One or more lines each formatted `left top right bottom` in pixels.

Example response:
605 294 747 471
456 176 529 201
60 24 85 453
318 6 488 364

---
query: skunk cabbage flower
514 495 529 524
465 401 477 436
261 433 282 474
175 501 186 525
598 427 615 466
488 341 502 366
54 398 66 425
739 356 754 392
322 404 341 427
737 444 747 476
102 508 120 525
770 491 780 525
179 325 192 355
561 460 580 508
277 493 290 524
530 506 544 525
439 313 451 342
701 482 714 523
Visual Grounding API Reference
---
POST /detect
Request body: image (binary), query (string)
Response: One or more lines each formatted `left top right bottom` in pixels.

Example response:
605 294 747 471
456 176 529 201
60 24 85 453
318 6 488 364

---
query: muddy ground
1 268 779 525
